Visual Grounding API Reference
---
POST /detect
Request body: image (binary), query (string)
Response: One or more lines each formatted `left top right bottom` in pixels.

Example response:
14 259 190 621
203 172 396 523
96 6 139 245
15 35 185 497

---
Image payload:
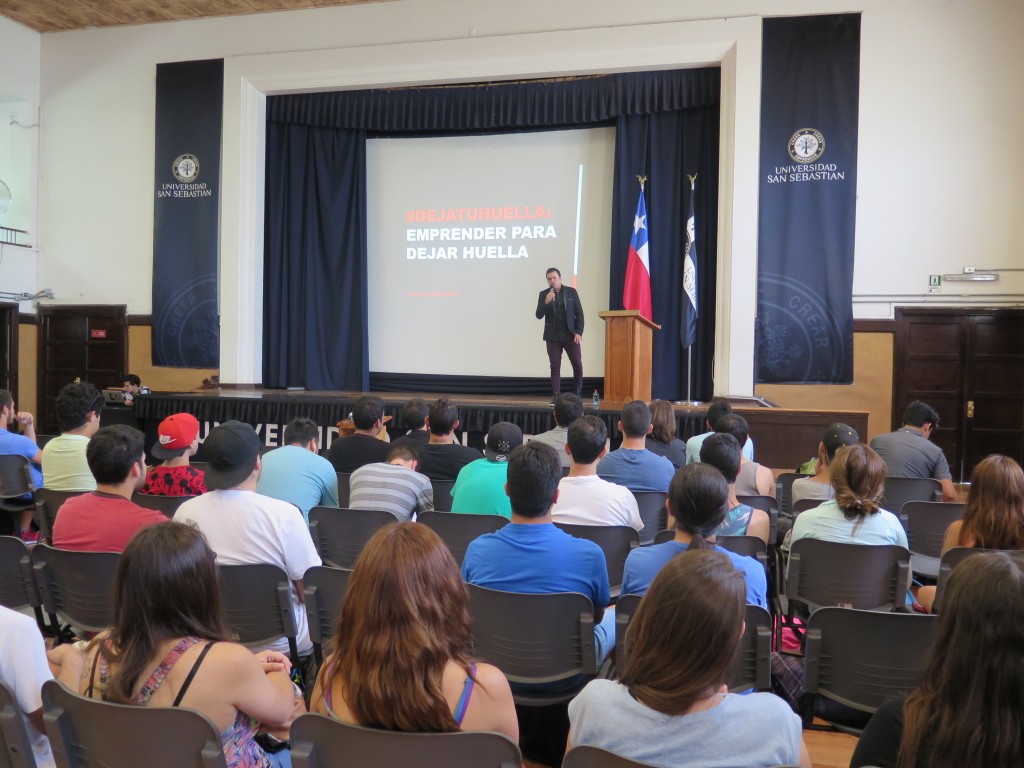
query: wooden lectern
599 310 661 403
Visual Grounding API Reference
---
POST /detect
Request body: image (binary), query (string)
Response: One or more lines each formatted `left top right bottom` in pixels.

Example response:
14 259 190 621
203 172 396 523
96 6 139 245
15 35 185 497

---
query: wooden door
0 302 17 400
37 306 127 434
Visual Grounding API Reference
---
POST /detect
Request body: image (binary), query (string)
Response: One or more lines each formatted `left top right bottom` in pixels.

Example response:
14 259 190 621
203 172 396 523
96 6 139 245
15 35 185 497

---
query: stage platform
131 387 868 471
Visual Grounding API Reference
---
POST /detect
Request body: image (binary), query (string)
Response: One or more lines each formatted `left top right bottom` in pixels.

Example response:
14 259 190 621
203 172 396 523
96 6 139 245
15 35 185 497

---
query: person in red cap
141 413 207 496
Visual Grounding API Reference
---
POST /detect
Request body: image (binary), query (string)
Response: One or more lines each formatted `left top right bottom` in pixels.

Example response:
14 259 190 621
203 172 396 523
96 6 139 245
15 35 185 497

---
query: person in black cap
791 423 860 506
450 422 523 519
174 421 321 659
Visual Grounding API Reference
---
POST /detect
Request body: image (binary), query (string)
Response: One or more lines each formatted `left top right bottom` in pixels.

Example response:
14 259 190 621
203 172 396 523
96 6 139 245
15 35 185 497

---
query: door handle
967 400 975 419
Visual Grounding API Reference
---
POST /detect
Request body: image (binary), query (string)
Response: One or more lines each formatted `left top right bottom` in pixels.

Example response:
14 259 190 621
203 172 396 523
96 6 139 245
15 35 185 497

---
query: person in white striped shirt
348 444 434 521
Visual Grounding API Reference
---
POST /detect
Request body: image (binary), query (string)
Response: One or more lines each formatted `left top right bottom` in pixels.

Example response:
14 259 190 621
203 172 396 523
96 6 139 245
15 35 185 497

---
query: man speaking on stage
536 267 584 401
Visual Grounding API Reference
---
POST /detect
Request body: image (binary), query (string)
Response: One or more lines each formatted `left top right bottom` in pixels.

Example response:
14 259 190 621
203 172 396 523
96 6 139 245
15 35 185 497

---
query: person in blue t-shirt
596 400 675 492
0 389 43 540
461 441 614 662
621 462 767 607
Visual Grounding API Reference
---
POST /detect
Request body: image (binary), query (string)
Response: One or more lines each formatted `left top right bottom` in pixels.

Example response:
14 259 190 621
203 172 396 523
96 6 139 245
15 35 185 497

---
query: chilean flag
623 185 653 320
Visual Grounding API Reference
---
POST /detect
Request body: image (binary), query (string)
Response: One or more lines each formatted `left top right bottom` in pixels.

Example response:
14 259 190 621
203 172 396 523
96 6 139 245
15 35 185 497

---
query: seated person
790 423 859 505
685 399 754 465
644 399 686 469
327 396 391 473
0 605 55 768
121 373 150 406
917 454 1024 612
141 412 207 496
451 422 523 518
52 425 167 552
389 397 430 448
42 381 103 491
413 397 483 482
0 389 43 540
309 523 517 741
462 442 614 663
596 400 675 493
699 433 770 544
48 523 297 768
621 463 767 607
786 443 907 551
529 393 584 468
869 400 958 503
714 414 774 498
348 444 433 521
568 550 809 767
257 417 338 523
853 552 1024 768
552 415 642 531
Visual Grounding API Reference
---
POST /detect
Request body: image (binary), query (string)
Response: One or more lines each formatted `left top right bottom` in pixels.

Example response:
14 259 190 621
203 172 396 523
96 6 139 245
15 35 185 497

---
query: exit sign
90 329 107 339
928 275 941 287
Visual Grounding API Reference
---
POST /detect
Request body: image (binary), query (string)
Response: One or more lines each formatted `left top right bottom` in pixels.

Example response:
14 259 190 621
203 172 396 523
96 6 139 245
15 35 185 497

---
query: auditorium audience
870 400 958 503
389 397 430 448
916 454 1024 612
348 444 433 521
699 433 771 544
568 550 809 767
790 422 860 505
141 412 208 496
52 425 167 552
327 396 392 472
0 605 55 768
851 551 1024 768
645 399 687 469
309 523 518 742
47 523 297 768
41 381 103 491
256 417 338 523
714 413 774 497
175 421 321 658
685 399 754 465
529 392 584 467
552 415 642 531
412 397 483 482
451 422 522 518
461 442 614 663
0 388 43 540
621 463 767 607
596 400 675 493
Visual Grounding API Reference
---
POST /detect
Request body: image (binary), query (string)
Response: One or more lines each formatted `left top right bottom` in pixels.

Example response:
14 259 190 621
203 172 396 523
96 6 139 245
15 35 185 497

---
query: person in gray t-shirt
529 393 584 468
869 400 957 502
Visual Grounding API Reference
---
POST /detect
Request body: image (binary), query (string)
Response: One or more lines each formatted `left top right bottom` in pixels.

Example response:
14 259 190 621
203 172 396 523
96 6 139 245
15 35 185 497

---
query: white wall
21 0 1024 391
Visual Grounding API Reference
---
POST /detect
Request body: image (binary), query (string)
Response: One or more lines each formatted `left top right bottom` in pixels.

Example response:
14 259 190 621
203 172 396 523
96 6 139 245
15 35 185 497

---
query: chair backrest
776 472 812 518
217 563 299 665
303 565 352 665
417 512 508 565
33 489 86 544
717 535 769 575
736 495 778 544
0 678 37 768
0 456 34 499
786 539 910 613
792 498 821 516
308 506 398 569
430 480 456 512
613 593 643 669
881 476 942 513
132 494 193 518
630 492 668 545
0 536 39 613
41 679 228 768
899 501 965 559
31 544 120 634
562 745 660 768
467 585 596 689
804 608 937 715
290 713 521 768
553 524 638 593
933 546 992 613
652 529 674 545
336 473 351 508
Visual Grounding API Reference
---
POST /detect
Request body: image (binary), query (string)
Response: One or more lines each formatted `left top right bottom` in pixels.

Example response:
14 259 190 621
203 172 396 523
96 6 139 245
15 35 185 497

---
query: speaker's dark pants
546 338 583 394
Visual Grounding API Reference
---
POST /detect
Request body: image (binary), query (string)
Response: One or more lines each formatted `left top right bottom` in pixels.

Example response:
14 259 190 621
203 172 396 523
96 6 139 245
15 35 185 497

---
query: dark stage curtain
265 69 720 393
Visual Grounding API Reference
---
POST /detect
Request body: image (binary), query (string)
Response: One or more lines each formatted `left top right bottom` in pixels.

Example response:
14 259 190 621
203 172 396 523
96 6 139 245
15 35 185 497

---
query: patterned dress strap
131 636 202 706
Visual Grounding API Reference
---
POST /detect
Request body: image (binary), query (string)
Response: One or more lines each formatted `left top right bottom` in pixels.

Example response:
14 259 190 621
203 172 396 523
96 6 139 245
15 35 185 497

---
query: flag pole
677 173 702 406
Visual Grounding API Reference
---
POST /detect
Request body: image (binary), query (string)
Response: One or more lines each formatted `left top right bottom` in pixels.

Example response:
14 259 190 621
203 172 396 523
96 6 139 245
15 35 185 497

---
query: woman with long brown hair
568 550 809 767
645 399 687 468
917 454 1024 612
852 551 1024 768
308 522 517 739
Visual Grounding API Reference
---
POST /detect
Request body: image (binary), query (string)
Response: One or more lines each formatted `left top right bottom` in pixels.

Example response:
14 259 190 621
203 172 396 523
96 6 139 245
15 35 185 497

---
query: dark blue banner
152 59 222 368
756 15 859 383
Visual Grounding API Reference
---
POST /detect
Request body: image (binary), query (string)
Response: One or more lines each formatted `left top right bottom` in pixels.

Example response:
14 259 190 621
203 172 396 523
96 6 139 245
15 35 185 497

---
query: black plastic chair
0 675 38 768
31 544 120 641
42 679 229 768
776 472 812 518
132 493 194 518
335 473 351 508
0 456 35 522
0 536 46 636
417 511 507 566
430 480 456 512
467 585 596 705
553 523 638 596
736 495 778 545
630 492 667 546
718 535 770 577
217 563 301 669
933 546 992 613
792 498 822 516
33 489 86 544
303 565 352 666
612 593 642 670
308 506 398 569
881 476 942 513
899 501 965 579
562 745 661 768
652 529 675 545
291 713 521 768
803 608 938 733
